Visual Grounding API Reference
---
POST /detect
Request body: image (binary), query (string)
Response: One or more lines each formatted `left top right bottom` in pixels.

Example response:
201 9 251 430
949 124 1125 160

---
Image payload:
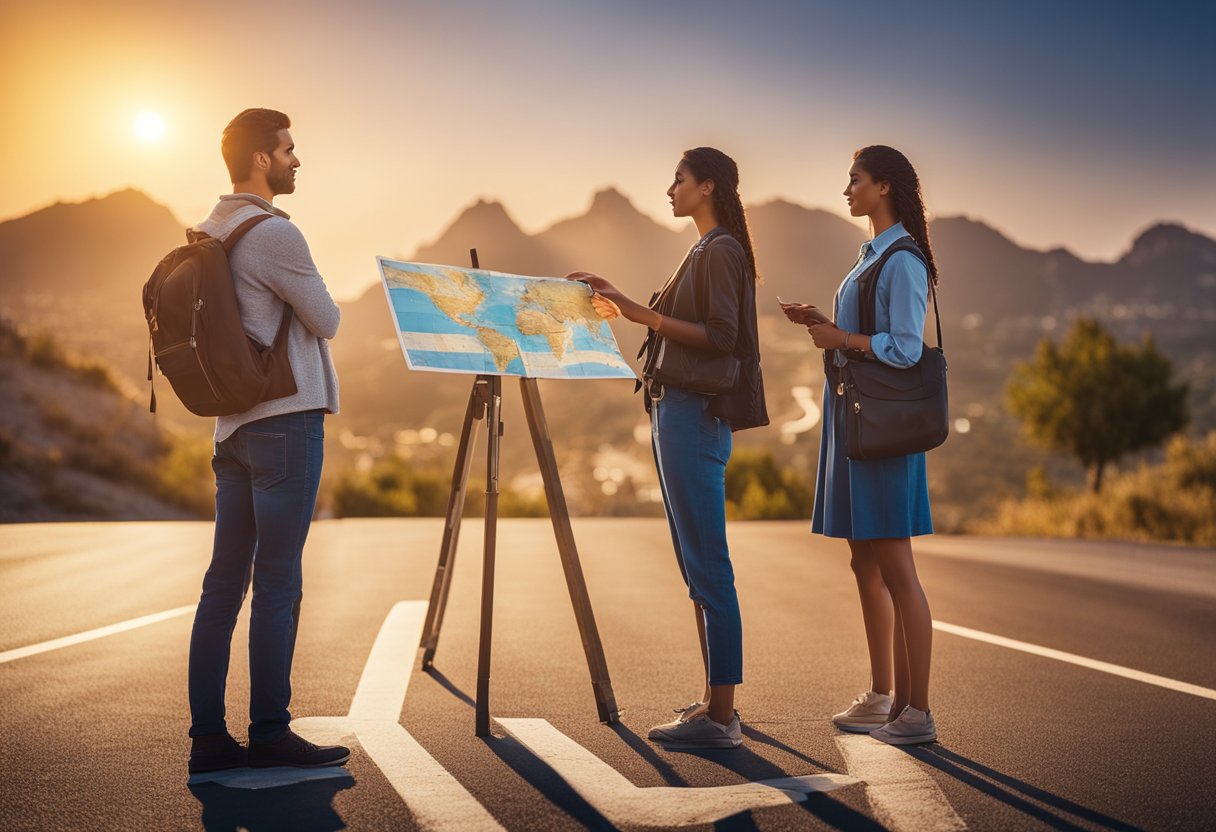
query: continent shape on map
379 258 635 379
516 280 604 361
383 264 520 371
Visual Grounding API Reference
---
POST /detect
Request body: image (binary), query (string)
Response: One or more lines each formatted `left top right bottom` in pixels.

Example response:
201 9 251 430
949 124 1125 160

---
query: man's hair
221 109 291 182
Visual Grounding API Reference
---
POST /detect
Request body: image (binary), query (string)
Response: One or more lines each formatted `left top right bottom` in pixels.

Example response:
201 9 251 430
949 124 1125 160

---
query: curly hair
852 145 940 286
680 147 759 281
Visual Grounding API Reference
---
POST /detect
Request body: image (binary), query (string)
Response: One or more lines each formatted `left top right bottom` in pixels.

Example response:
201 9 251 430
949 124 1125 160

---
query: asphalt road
1 519 1213 831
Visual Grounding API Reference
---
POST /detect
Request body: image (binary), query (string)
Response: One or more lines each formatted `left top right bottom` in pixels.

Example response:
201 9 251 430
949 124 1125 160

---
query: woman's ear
702 179 715 199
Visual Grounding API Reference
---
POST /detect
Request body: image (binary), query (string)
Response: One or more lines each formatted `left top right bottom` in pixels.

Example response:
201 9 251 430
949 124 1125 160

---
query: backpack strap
221 213 273 252
147 334 157 414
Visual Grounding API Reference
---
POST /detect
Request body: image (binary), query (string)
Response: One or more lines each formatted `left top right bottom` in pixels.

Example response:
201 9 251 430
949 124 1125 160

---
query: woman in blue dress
783 145 939 745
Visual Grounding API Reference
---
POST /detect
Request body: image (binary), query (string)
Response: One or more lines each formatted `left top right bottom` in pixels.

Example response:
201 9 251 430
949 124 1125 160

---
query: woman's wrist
843 331 852 350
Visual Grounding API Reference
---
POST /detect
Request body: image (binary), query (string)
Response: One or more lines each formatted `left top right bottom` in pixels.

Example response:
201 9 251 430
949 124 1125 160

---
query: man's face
265 129 299 195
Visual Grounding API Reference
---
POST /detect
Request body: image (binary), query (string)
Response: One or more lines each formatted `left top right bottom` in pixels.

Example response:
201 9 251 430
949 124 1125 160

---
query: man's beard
268 162 296 195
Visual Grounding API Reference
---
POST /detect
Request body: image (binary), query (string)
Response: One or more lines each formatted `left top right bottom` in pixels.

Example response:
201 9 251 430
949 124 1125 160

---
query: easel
418 248 621 736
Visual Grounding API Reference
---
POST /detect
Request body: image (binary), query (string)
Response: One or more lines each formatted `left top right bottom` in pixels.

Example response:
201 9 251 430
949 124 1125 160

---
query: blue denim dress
811 223 934 540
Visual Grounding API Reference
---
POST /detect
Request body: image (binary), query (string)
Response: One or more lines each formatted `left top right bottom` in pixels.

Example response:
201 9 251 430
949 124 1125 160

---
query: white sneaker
672 701 705 720
648 712 742 748
832 691 892 733
870 705 937 745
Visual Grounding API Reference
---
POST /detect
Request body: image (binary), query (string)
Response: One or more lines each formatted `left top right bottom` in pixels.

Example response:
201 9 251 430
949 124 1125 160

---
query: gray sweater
193 194 341 442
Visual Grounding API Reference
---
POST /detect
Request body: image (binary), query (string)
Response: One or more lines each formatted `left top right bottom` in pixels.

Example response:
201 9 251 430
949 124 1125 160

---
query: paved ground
1 519 1213 831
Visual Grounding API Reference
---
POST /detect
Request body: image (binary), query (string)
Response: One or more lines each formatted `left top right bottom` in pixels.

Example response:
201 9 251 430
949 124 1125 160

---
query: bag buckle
646 377 665 402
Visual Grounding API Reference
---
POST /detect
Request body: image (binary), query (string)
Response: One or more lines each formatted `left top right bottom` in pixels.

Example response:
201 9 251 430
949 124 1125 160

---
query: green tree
1005 318 1188 492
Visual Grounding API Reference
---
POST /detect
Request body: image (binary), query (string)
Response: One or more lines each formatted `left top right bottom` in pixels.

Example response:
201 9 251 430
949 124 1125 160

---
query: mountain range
1 188 1212 521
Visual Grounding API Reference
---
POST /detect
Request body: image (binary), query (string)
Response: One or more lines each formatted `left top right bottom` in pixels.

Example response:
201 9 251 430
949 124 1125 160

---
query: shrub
975 432 1216 546
725 449 812 520
332 456 550 518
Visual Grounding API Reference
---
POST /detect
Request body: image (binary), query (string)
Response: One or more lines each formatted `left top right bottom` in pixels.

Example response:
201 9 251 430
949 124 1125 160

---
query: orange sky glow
3 0 1212 299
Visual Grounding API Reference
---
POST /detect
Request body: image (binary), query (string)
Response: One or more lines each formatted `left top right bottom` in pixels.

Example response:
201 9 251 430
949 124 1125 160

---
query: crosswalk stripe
293 601 506 831
835 734 967 831
497 717 858 827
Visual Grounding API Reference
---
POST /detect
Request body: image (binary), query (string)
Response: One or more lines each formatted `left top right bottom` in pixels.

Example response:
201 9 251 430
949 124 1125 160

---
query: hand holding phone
778 297 830 326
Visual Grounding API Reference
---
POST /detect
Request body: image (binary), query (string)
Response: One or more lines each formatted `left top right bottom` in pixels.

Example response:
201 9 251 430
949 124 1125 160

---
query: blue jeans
188 410 325 743
651 387 742 686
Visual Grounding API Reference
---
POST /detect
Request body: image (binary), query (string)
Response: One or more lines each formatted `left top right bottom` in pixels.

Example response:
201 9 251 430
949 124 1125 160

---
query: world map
377 258 637 380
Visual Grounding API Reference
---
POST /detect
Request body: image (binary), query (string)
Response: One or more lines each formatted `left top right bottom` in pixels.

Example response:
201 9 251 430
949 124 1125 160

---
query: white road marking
0 605 196 664
497 717 859 828
835 734 966 832
291 601 506 831
934 620 1216 700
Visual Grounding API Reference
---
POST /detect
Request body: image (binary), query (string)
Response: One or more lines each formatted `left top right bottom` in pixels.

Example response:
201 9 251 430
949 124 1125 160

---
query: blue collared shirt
832 221 929 369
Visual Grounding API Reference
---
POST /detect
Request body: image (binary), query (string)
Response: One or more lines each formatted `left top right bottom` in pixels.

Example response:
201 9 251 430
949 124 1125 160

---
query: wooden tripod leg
420 377 486 669
519 378 621 723
475 375 503 737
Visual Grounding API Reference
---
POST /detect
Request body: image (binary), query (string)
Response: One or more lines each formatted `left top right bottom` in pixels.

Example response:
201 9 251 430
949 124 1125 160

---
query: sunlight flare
133 111 164 142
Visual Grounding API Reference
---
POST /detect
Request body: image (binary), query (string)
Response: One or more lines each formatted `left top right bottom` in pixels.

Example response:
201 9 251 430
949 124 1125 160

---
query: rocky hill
0 319 213 521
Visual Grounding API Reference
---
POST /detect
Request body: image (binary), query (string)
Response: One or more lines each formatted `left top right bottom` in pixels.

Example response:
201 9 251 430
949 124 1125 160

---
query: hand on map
590 294 621 320
566 272 632 321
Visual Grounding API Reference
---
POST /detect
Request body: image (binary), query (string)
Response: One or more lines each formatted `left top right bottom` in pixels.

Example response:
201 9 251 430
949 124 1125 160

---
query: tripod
417 249 621 736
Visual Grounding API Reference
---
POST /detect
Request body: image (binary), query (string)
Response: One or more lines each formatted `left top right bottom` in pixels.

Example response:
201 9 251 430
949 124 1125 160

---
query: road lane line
934 620 1216 701
835 734 966 832
291 600 506 831
498 716 859 827
0 605 196 664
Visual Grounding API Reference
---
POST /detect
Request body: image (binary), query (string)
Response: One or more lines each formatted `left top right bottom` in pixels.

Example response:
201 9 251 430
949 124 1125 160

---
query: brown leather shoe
248 728 350 768
189 733 246 774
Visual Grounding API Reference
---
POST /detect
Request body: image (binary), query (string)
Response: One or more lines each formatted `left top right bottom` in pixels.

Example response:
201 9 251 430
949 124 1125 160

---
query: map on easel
377 257 637 380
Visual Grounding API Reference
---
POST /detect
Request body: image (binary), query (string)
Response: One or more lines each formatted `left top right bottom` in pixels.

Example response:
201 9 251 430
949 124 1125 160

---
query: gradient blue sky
3 0 1212 297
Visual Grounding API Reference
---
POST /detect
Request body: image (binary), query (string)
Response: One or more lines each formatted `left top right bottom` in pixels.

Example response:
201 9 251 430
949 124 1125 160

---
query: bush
725 449 812 520
332 456 551 518
25 332 65 368
975 432 1216 546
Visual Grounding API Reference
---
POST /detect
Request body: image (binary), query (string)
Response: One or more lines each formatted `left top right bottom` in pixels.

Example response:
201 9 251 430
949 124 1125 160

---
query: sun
134 112 165 142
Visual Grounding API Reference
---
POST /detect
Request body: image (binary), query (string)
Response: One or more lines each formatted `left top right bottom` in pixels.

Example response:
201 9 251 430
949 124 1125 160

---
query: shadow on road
422 666 476 709
483 732 618 831
906 745 1146 832
742 723 842 773
607 721 689 786
189 778 355 832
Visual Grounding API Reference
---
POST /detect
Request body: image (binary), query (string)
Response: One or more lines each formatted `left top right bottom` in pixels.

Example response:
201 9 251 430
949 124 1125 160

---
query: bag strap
220 212 294 345
221 213 273 252
635 228 732 390
855 237 942 350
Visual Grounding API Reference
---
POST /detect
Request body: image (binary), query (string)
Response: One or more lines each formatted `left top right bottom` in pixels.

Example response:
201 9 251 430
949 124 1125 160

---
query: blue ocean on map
378 258 637 380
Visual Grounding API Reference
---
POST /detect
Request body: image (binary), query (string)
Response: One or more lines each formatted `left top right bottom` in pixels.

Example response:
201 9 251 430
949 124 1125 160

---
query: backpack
141 213 297 416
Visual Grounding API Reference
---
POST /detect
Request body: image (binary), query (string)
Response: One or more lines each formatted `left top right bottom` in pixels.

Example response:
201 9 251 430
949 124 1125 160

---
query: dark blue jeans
651 387 742 686
188 409 324 743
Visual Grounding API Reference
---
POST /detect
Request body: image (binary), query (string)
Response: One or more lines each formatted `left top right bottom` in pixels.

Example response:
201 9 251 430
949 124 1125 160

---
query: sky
3 0 1213 299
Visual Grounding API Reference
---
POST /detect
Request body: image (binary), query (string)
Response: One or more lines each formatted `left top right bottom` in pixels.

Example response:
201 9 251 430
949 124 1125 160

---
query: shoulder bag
833 239 949 460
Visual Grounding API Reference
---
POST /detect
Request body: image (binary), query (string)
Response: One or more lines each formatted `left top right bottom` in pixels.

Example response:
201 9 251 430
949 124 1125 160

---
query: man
187 108 347 774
